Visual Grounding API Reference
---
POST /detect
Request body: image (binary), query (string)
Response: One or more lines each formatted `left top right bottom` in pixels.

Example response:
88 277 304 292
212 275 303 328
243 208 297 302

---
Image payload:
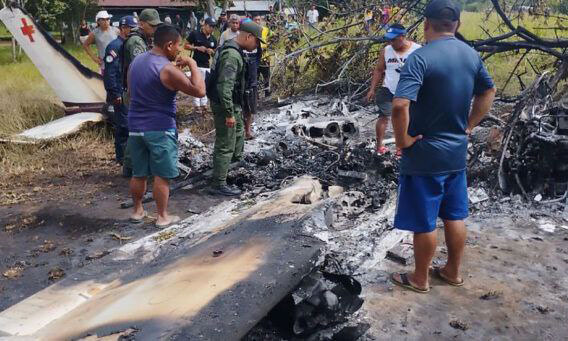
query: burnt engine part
500 108 568 198
245 271 364 339
291 120 359 141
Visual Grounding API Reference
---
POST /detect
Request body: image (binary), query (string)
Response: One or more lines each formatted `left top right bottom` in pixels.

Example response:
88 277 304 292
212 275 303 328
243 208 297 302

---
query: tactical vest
206 44 247 105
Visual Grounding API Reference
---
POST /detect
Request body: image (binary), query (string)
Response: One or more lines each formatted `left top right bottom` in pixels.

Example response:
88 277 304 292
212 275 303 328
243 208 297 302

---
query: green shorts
126 130 179 179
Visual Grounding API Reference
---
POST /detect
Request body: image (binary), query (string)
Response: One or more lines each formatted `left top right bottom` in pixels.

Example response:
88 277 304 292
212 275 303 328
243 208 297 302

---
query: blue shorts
394 171 468 233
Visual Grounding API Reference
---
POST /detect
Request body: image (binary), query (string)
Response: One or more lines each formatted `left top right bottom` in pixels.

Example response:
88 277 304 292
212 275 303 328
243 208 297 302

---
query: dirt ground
0 167 225 311
0 99 221 311
365 215 568 340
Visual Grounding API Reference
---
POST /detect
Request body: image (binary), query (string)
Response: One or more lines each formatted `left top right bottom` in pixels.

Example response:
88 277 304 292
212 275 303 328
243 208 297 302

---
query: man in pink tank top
365 24 421 155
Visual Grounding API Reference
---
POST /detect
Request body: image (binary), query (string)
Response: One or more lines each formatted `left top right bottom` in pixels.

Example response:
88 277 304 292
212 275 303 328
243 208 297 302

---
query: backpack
205 44 246 104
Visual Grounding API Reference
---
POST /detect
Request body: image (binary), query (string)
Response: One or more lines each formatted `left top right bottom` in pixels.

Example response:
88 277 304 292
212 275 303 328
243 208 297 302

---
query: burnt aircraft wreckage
0 2 106 142
497 67 568 202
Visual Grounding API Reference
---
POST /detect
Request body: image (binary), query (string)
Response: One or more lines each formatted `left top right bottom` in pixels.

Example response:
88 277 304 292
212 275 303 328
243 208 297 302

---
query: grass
0 44 98 135
458 11 568 95
0 43 108 192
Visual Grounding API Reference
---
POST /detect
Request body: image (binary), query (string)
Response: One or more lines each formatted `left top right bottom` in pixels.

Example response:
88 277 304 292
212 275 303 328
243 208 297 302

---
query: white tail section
0 3 106 106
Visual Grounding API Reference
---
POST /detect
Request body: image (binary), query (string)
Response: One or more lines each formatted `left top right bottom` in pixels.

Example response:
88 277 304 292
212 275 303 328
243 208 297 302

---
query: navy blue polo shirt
394 36 494 176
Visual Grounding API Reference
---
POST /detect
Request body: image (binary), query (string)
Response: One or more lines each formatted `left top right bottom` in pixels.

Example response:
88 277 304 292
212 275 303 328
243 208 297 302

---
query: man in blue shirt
390 0 496 293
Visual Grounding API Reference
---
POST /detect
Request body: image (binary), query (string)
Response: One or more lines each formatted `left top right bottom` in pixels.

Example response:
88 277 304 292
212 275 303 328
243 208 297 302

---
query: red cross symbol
20 18 35 43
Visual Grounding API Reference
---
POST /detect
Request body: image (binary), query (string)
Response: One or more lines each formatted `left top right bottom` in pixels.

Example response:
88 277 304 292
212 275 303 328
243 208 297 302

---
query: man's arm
468 60 497 133
467 87 496 134
160 57 205 97
216 52 241 118
392 98 422 149
391 53 426 148
103 48 123 103
82 32 100 65
365 48 386 103
184 32 201 52
129 36 147 59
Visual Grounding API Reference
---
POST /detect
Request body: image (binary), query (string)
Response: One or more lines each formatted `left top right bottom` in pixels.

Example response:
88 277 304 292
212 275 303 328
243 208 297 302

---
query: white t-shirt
307 9 319 24
219 29 238 47
383 42 422 94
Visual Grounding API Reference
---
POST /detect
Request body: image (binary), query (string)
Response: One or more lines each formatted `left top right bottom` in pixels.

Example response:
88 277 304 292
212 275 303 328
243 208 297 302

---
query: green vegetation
271 10 567 97
0 43 106 184
459 11 568 95
0 43 98 136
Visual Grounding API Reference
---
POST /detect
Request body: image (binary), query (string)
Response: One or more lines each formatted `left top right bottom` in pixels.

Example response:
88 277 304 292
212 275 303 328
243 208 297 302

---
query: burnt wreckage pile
465 62 568 204
498 66 568 201
224 98 399 208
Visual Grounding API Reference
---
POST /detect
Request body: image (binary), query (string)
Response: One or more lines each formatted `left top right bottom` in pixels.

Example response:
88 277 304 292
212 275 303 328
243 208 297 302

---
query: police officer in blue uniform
103 15 137 165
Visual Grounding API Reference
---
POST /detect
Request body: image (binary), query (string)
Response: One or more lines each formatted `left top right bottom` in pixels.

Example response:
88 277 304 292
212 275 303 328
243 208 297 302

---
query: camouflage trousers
210 102 244 186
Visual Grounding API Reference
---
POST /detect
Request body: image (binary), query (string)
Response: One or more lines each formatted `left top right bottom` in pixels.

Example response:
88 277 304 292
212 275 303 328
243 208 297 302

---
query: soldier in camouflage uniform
123 9 161 97
208 22 265 196
121 9 161 177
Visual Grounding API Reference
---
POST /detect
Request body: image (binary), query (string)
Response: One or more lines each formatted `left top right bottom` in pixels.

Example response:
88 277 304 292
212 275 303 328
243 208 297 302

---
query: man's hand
226 116 236 128
112 97 122 106
392 97 423 149
94 56 102 66
365 89 375 104
176 55 198 69
397 133 423 149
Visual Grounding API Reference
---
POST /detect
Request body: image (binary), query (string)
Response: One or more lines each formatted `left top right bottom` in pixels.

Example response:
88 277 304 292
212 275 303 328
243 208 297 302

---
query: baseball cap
119 15 138 28
240 21 265 44
424 0 461 21
95 10 112 21
139 8 162 26
204 17 216 26
383 24 406 40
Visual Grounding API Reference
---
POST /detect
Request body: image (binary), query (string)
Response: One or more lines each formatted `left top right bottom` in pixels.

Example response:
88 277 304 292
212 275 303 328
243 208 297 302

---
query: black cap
424 0 461 21
204 17 216 26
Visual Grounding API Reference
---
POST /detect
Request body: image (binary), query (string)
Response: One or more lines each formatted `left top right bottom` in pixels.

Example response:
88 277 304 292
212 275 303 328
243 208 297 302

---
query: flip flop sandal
432 266 464 287
390 272 430 293
129 211 147 224
155 215 181 228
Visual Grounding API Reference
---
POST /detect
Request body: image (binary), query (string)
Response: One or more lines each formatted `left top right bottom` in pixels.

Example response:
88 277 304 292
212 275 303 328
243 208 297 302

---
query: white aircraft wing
0 3 108 142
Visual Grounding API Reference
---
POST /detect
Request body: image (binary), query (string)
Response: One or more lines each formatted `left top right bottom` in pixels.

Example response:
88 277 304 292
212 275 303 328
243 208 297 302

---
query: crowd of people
85 0 497 294
84 8 268 226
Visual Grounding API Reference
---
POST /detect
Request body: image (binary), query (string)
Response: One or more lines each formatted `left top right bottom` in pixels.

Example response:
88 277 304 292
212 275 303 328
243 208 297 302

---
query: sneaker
208 185 242 196
376 146 389 155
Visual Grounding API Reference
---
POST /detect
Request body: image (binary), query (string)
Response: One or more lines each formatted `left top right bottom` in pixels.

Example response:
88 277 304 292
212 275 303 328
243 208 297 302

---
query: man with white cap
82 10 120 74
